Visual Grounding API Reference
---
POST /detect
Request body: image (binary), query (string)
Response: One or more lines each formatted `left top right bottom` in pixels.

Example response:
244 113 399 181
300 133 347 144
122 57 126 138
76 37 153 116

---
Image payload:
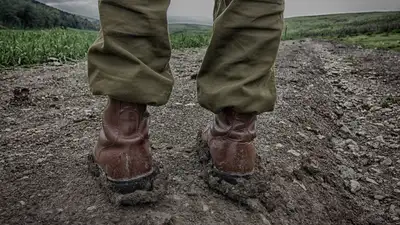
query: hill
0 0 98 30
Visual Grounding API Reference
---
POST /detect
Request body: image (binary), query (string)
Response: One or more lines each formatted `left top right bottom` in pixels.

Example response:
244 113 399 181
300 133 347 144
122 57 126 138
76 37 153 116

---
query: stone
297 132 308 139
258 214 272 225
366 177 378 185
339 165 357 179
288 150 301 157
87 206 97 211
374 195 385 200
350 180 361 193
276 143 284 149
381 158 392 166
317 135 325 140
340 125 352 135
375 135 385 143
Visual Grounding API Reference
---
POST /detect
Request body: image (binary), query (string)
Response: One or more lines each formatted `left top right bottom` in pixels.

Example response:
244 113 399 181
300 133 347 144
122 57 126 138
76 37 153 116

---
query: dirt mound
0 40 399 224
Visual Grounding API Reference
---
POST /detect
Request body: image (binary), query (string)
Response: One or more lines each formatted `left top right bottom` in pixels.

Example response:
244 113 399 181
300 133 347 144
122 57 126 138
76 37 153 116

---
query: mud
1 39 399 224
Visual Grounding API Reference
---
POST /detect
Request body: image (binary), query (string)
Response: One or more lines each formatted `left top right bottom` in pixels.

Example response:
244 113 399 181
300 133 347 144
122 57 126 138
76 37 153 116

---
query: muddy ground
1 39 399 225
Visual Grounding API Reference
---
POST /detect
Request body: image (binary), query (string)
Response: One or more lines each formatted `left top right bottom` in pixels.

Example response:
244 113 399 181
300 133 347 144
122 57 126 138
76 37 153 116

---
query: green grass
283 11 400 51
339 33 400 51
0 28 97 67
0 25 212 67
2 11 400 67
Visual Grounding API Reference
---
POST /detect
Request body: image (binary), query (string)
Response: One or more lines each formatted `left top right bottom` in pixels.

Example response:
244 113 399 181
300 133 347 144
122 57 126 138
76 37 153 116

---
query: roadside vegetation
1 11 399 67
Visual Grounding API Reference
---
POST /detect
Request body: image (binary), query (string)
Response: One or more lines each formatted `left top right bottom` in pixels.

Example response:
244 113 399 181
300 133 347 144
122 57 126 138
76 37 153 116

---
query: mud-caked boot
201 108 257 180
88 98 156 195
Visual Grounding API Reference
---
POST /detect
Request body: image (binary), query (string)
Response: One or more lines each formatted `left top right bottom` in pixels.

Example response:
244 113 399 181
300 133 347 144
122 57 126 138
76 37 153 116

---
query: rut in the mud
1 40 399 225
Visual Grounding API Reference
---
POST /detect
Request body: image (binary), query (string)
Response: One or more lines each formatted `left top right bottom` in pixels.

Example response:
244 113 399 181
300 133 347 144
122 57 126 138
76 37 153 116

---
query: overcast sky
46 0 400 20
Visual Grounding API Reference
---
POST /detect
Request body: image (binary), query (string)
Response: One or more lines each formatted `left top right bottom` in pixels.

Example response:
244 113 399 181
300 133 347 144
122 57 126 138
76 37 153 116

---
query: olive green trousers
87 0 284 114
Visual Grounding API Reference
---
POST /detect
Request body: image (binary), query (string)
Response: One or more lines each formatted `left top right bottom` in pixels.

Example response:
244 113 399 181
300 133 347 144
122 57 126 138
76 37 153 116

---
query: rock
288 150 301 157
317 135 325 140
389 205 396 215
343 101 353 108
394 189 400 194
381 157 392 166
397 181 400 186
258 214 272 225
356 131 367 136
339 165 357 179
381 108 392 113
185 103 196 107
340 125 352 135
374 195 385 200
297 132 308 139
370 168 383 174
369 106 382 112
346 139 359 152
332 137 346 148
202 202 209 212
19 201 26 206
86 206 97 211
5 128 11 132
36 158 46 164
393 217 399 222
350 180 361 193
376 135 385 143
366 177 378 185
276 143 284 149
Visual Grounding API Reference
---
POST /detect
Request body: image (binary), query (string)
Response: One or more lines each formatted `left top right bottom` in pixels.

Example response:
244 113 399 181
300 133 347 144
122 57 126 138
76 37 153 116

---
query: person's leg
200 0 285 177
87 0 172 193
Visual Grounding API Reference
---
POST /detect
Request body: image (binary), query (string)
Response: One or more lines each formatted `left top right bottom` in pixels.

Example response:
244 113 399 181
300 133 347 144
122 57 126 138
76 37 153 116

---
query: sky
44 0 400 21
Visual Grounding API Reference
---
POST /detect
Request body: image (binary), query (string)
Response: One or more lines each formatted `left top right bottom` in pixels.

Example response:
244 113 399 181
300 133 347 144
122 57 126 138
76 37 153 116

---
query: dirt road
1 40 399 225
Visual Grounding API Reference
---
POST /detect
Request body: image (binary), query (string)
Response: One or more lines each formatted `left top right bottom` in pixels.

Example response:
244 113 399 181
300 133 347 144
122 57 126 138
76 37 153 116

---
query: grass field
0 25 211 67
283 11 400 50
1 11 399 67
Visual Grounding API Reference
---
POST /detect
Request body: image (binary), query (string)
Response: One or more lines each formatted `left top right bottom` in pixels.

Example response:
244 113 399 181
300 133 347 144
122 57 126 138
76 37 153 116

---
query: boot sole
87 154 157 194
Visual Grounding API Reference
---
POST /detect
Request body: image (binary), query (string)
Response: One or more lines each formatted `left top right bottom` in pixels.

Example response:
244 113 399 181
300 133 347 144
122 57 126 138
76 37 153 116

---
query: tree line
0 0 98 30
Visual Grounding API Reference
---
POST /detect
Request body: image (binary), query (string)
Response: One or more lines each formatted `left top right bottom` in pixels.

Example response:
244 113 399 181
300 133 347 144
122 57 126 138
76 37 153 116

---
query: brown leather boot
202 108 257 177
89 98 154 194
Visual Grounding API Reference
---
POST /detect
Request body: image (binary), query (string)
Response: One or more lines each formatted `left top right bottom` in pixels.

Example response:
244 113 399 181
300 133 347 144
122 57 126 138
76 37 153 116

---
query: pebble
350 180 361 193
366 177 379 185
340 125 352 135
19 201 26 206
339 165 357 179
390 205 396 213
258 214 272 225
394 189 400 193
276 143 284 149
381 158 393 166
288 150 301 157
202 202 209 212
376 135 385 143
370 168 382 174
343 101 353 108
86 206 97 211
346 139 360 152
297 132 308 139
36 158 46 164
374 195 385 200
317 135 325 140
